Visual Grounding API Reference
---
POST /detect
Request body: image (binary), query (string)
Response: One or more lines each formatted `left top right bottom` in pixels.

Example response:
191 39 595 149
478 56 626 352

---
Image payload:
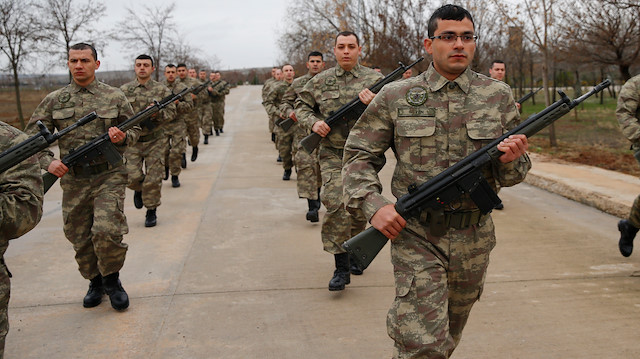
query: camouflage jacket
262 77 277 102
0 121 44 254
295 63 384 149
280 73 312 118
617 74 640 144
263 80 290 120
208 80 230 102
27 79 138 170
120 78 176 135
342 64 531 221
178 76 201 108
162 79 194 117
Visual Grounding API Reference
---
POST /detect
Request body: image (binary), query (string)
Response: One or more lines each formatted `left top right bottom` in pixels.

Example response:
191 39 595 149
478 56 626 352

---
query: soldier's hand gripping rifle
192 80 212 95
343 80 611 270
42 86 192 193
0 112 98 174
299 57 424 153
517 87 542 104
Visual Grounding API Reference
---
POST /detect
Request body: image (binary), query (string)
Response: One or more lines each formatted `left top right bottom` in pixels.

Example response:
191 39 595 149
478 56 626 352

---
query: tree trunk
542 53 557 147
620 64 631 82
12 65 25 129
574 69 581 121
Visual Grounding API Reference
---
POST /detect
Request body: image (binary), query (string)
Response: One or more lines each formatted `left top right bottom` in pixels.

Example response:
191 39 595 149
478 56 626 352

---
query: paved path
5 85 640 358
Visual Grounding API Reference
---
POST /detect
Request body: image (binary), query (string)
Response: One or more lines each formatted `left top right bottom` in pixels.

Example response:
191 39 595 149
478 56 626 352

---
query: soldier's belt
138 130 163 143
419 209 487 236
71 160 122 178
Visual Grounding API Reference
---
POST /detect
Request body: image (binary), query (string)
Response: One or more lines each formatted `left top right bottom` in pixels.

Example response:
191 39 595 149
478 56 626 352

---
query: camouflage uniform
266 80 295 171
296 63 383 253
209 79 230 132
0 122 43 358
162 79 193 176
178 76 201 147
198 81 213 136
342 64 531 358
27 79 138 281
617 74 640 227
280 73 321 199
262 77 277 133
120 78 175 209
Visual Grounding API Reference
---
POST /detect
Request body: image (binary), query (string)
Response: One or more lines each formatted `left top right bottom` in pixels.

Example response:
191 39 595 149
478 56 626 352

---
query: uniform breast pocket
97 108 120 129
466 116 504 149
395 117 437 172
321 90 340 102
52 107 75 127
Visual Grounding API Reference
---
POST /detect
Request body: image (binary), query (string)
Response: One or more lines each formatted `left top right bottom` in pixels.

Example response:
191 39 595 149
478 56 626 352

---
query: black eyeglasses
429 34 478 43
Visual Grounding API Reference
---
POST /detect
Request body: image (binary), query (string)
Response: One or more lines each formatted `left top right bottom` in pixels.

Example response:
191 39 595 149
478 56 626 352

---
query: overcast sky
96 0 289 72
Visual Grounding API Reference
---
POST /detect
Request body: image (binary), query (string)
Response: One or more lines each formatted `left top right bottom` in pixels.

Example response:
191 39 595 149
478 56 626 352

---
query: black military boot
277 155 282 162
83 274 104 308
219 128 224 133
102 272 129 311
328 253 351 291
191 146 198 162
133 190 143 209
271 132 275 142
215 129 220 136
164 166 169 180
306 199 320 223
181 153 187 169
145 209 157 227
204 134 209 145
619 219 639 257
283 169 292 180
171 175 181 188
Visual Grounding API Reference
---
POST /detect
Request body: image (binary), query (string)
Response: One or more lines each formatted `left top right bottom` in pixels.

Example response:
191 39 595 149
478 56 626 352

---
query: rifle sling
418 208 487 237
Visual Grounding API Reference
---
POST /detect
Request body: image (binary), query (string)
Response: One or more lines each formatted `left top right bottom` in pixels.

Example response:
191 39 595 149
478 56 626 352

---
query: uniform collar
423 63 472 94
136 78 152 89
70 78 99 94
335 63 362 78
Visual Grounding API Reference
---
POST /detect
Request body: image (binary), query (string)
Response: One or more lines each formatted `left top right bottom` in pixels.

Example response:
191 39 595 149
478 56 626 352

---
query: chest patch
405 86 428 106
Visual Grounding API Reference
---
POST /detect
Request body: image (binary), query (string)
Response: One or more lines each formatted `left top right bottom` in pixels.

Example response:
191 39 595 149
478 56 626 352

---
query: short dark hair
135 54 154 67
165 64 176 69
491 60 505 67
427 4 474 37
335 31 359 46
69 42 98 61
308 51 323 60
177 63 187 69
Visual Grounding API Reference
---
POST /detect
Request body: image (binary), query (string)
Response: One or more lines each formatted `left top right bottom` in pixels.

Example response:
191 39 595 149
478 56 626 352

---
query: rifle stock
43 87 191 193
300 57 424 154
343 80 611 269
278 117 295 132
0 112 98 174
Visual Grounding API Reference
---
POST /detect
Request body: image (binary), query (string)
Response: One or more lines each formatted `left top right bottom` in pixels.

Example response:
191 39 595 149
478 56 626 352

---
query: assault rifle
343 80 611 270
42 87 192 193
192 80 212 95
299 57 424 154
0 112 98 174
517 87 542 104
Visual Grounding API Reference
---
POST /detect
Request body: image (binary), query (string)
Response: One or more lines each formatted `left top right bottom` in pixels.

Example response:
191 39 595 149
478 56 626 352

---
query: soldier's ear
424 38 433 55
95 60 101 70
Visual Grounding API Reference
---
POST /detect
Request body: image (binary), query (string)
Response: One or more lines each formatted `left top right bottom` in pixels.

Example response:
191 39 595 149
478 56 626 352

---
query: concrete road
5 85 640 358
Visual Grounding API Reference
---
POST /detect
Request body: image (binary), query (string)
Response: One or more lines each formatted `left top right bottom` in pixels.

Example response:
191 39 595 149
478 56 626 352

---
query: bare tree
114 2 176 81
37 0 107 82
0 0 43 128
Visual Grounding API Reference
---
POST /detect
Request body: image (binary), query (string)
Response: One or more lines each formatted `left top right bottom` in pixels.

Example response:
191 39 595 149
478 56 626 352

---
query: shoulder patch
58 91 71 103
405 86 428 106
325 76 337 86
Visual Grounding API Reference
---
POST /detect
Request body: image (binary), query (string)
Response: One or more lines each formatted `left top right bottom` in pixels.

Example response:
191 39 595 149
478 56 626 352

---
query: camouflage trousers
126 132 168 210
164 119 187 176
318 145 367 253
200 104 214 136
60 169 129 280
294 125 320 199
275 122 295 170
0 264 9 358
212 100 225 130
629 195 640 228
184 111 200 147
387 216 495 359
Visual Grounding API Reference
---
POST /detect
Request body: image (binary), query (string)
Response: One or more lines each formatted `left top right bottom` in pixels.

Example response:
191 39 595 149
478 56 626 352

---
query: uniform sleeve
263 84 282 118
617 78 640 143
0 127 44 241
177 86 194 114
24 95 57 170
160 86 177 123
342 87 395 221
295 79 323 132
279 84 297 118
493 88 531 187
117 93 140 146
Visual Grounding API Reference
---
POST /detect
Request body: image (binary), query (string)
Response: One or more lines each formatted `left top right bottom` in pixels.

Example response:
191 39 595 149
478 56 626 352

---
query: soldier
162 64 193 188
0 122 44 358
177 63 201 162
279 51 325 222
209 72 231 136
402 68 413 79
489 60 520 111
266 64 295 180
617 74 640 257
263 68 282 143
295 31 384 291
342 5 530 357
121 54 176 227
199 70 214 144
26 42 139 311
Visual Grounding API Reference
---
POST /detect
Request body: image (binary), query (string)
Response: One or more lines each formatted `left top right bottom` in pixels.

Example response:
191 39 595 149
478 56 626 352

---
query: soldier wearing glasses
342 5 530 358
